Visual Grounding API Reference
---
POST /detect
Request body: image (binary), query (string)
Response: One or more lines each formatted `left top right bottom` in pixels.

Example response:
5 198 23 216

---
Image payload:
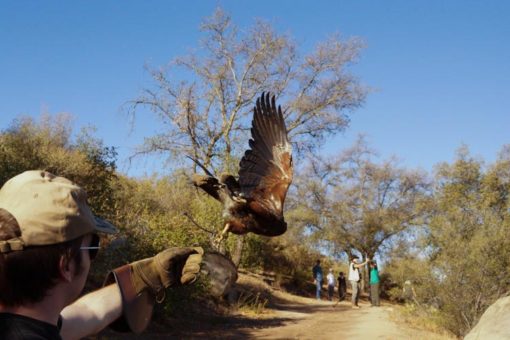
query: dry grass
233 272 318 316
389 304 458 339
233 273 272 316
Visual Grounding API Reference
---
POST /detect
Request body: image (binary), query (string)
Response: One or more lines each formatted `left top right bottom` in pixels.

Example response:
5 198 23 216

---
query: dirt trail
98 286 453 339
143 291 454 340
240 298 450 339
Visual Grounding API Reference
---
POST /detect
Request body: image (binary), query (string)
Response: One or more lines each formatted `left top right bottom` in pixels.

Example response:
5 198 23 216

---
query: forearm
60 284 122 340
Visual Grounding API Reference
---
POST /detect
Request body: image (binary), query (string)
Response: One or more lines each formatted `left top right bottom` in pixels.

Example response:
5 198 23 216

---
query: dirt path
239 298 450 340
98 289 453 339
140 291 454 340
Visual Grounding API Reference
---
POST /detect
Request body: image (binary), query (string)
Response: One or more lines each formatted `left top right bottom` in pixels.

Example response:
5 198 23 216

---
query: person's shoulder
0 313 62 340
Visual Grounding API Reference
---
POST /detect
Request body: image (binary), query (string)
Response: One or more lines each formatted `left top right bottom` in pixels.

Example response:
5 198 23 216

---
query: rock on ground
464 295 510 340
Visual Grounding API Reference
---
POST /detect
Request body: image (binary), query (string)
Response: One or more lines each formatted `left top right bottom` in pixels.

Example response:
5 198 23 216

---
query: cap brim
94 216 118 234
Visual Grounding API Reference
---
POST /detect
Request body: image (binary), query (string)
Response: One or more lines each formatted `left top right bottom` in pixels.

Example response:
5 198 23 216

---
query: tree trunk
362 253 371 293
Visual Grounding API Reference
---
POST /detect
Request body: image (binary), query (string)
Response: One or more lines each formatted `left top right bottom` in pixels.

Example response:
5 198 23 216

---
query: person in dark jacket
337 271 347 301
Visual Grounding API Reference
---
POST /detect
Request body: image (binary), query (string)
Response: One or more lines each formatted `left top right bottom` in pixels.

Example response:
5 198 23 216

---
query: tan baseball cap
0 170 117 253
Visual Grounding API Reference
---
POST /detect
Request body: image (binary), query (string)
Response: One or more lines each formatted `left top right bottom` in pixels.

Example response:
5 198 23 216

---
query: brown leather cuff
104 264 156 333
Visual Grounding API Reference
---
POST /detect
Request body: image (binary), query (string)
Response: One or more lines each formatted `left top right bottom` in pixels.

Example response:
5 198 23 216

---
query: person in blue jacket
312 259 323 300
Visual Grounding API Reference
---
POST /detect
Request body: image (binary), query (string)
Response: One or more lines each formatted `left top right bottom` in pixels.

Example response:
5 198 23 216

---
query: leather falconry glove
104 246 238 334
129 247 203 301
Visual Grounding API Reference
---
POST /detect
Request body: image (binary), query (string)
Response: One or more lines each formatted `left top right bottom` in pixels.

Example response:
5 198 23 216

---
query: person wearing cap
0 170 237 340
348 255 369 309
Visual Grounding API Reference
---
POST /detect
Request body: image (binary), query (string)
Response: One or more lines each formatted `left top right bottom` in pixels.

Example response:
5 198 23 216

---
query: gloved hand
130 247 204 299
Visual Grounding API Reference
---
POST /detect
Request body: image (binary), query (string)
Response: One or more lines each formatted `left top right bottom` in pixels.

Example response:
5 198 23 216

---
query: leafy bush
384 147 510 337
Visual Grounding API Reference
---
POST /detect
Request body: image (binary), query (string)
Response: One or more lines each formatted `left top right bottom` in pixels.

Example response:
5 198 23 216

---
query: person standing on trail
326 268 336 301
369 260 380 306
312 260 323 300
0 170 236 339
337 272 347 301
348 255 369 308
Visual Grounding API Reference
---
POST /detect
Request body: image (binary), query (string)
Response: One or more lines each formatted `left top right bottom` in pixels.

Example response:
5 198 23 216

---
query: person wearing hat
0 170 237 339
348 255 369 309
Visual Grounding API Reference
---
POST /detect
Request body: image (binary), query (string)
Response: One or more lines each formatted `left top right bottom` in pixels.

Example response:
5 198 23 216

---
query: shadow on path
93 291 358 339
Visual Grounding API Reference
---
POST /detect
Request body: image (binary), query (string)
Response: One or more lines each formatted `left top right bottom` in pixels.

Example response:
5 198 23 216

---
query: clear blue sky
1 1 509 177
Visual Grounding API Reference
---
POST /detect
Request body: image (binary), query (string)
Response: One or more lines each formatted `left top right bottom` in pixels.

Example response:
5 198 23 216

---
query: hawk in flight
191 92 293 242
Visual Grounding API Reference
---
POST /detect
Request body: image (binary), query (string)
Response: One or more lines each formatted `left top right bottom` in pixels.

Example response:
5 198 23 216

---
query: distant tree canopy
290 136 430 261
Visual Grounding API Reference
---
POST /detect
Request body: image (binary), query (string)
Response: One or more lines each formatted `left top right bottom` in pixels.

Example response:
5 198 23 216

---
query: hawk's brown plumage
191 92 293 237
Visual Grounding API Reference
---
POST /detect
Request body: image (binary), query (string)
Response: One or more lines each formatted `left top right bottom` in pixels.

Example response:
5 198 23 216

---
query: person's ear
59 255 73 282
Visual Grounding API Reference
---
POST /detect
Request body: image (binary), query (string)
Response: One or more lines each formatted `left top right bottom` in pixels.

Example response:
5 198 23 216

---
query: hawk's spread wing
238 93 293 215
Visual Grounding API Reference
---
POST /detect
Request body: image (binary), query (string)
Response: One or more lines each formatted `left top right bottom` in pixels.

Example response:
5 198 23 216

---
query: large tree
294 137 430 262
128 8 367 172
